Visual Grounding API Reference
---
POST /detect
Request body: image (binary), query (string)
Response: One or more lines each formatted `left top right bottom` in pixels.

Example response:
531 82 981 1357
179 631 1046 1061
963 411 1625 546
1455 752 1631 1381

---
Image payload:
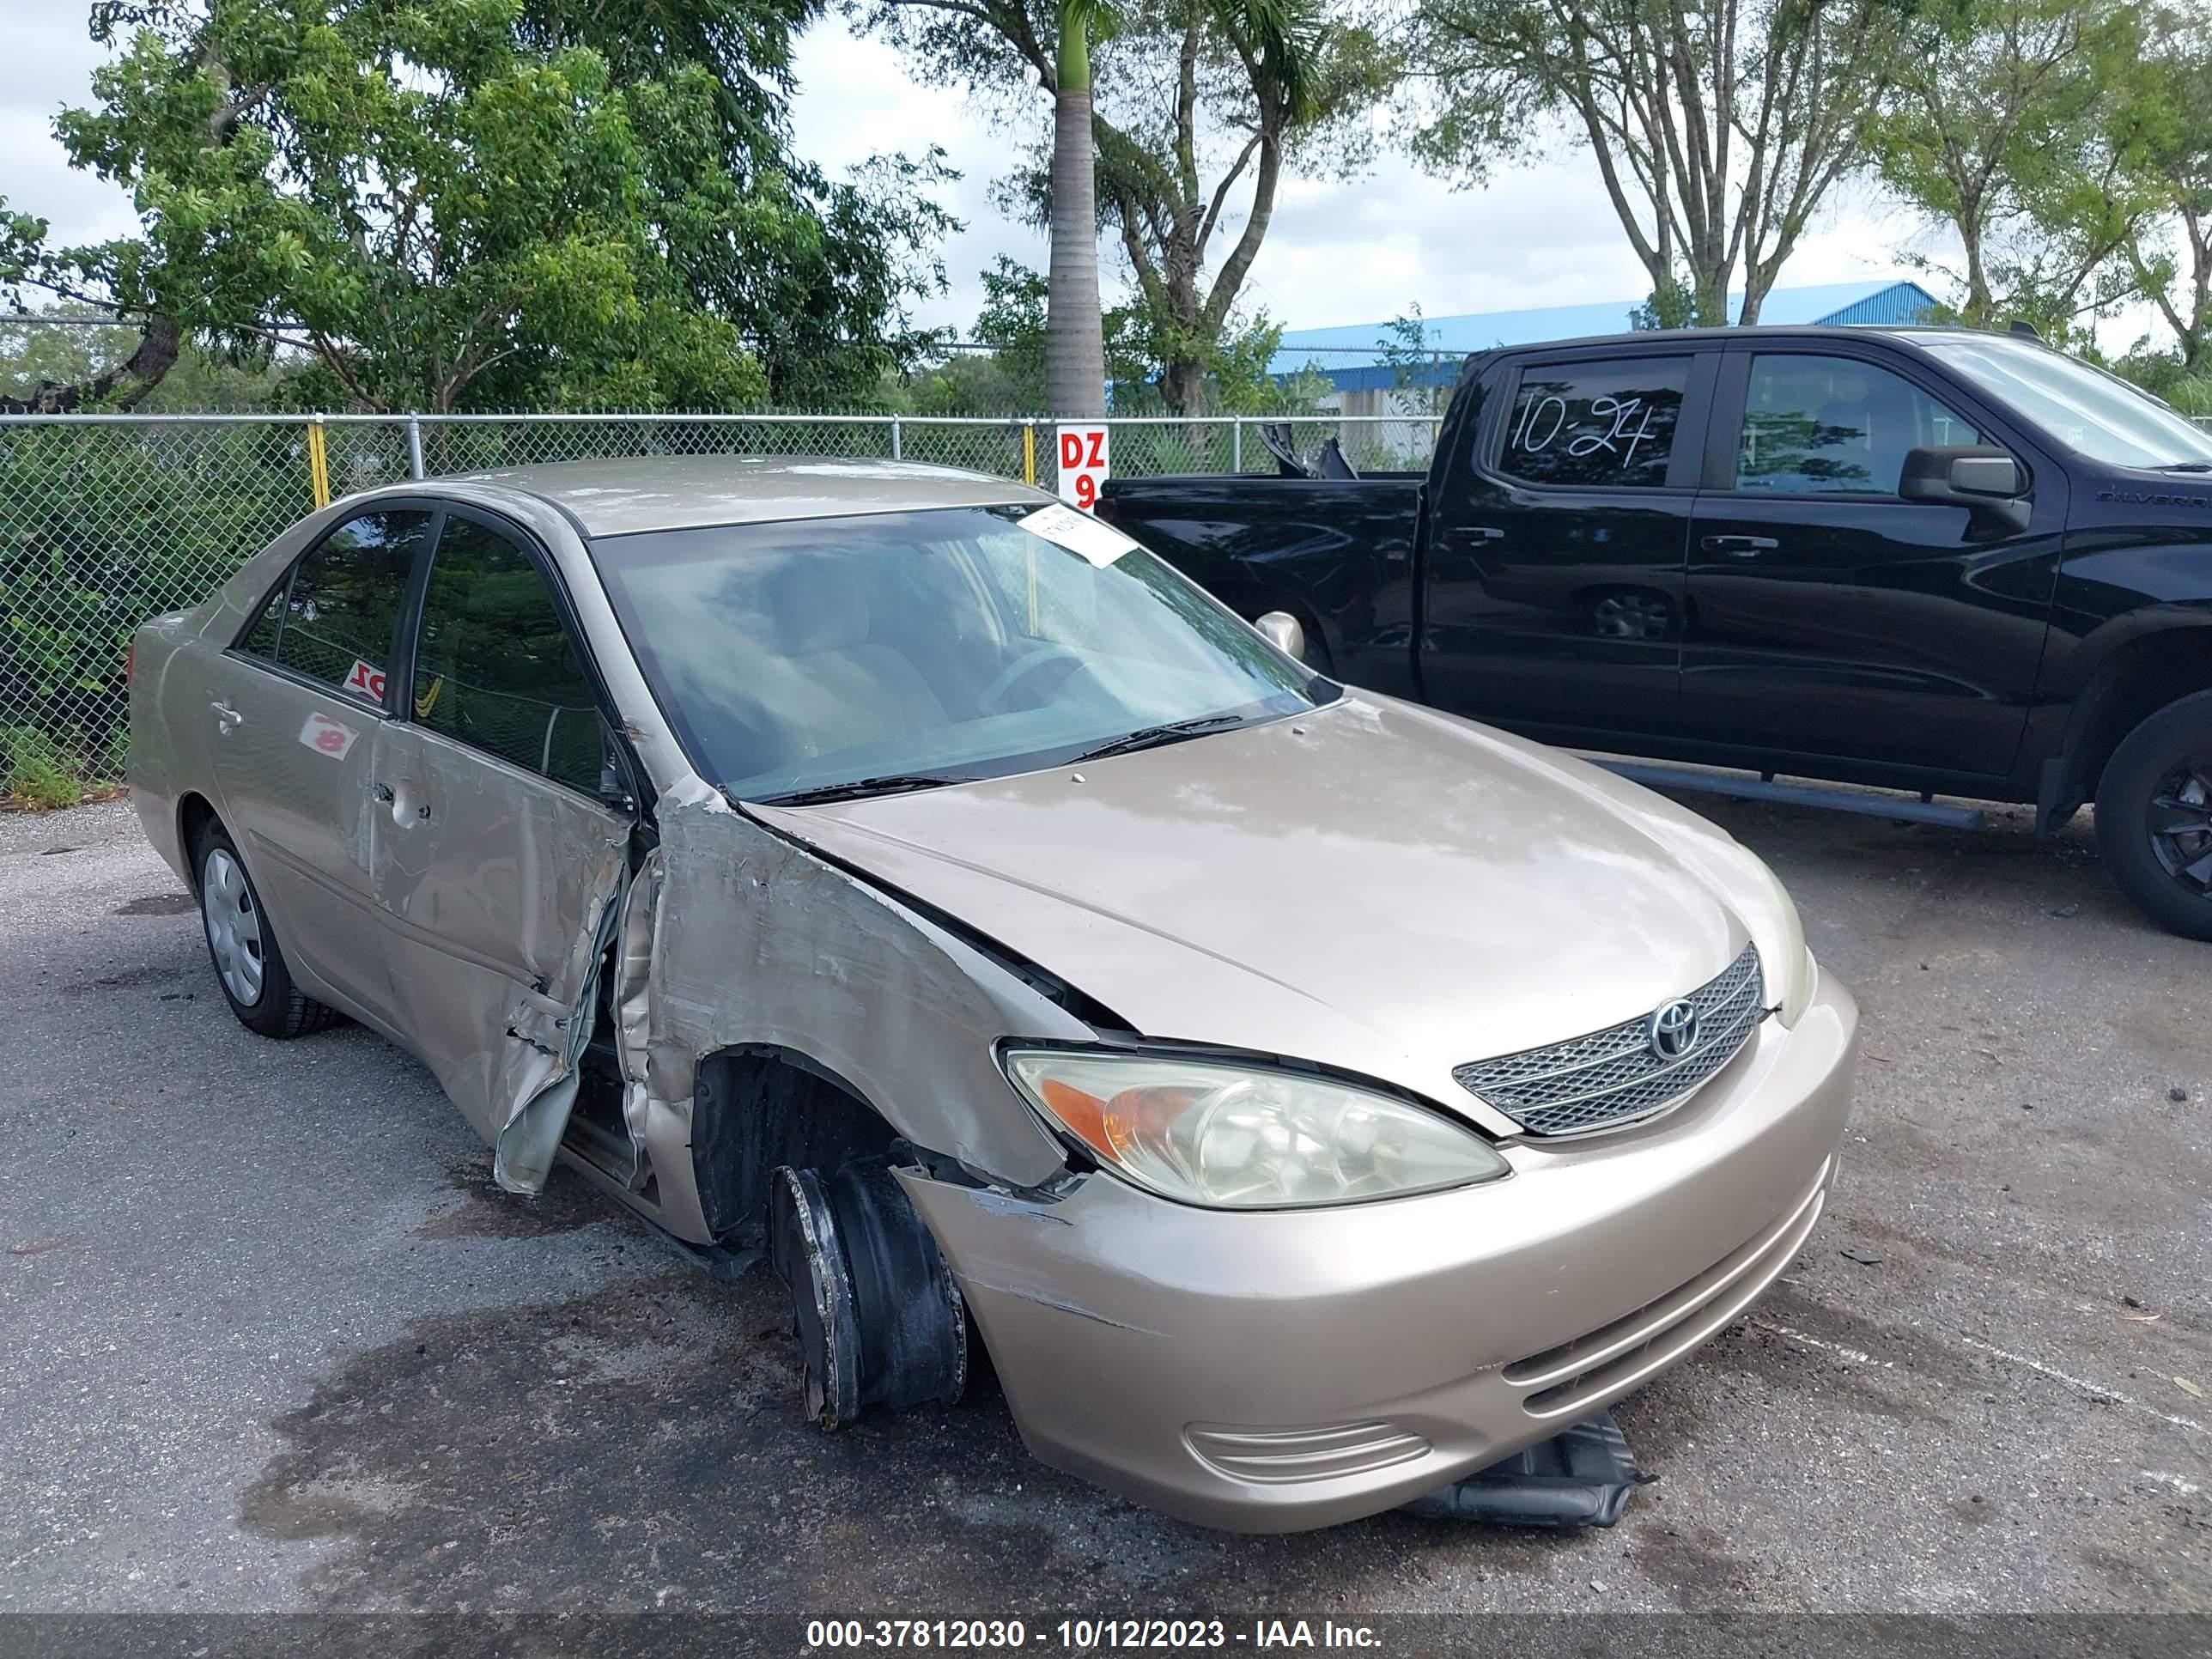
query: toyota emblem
1649 999 1699 1060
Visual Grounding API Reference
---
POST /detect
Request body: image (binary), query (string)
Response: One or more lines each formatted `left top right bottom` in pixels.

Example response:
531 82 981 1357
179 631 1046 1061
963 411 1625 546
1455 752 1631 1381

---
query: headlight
1001 1050 1510 1209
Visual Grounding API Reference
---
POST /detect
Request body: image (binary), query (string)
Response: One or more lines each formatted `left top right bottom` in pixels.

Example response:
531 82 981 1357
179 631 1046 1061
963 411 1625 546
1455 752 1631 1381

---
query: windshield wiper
762 773 972 805
2158 461 2212 473
1067 713 1252 763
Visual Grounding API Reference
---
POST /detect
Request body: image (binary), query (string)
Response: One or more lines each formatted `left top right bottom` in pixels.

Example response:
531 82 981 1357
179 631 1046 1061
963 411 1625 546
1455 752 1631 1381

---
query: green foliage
0 302 299 411
892 256 1324 417
0 422 314 776
1413 0 1911 325
1630 280 1698 332
3 725 82 810
860 0 1399 415
1868 0 2147 335
6 0 955 412
1372 307 1449 415
2116 5 2212 368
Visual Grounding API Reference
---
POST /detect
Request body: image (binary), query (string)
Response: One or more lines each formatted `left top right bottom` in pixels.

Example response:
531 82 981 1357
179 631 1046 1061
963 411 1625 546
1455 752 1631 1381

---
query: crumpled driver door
367 716 632 1191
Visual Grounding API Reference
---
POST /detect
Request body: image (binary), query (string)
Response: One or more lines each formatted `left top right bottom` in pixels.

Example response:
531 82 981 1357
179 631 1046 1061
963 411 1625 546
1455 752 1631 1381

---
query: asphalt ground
2 792 2207 1625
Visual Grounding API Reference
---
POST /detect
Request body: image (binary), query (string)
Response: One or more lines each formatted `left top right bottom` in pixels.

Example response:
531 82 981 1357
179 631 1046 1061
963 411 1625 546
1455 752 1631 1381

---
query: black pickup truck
1097 325 2212 939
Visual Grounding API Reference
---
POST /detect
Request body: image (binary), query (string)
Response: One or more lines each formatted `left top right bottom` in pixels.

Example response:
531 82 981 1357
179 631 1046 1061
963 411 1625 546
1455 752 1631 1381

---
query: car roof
1468 323 1993 358
448 453 1048 538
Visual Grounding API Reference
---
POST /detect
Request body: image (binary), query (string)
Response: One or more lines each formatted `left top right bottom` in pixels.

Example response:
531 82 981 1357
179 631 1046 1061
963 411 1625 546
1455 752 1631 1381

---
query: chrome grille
1454 945 1766 1136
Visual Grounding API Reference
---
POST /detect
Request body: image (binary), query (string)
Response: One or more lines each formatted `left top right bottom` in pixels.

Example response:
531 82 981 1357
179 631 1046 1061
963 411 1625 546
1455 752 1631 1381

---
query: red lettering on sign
343 659 386 703
1086 431 1108 468
1060 432 1084 468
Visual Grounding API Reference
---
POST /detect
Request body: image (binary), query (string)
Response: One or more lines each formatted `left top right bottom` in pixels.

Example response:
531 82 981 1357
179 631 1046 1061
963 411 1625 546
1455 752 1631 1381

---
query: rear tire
2094 689 2212 941
192 823 341 1037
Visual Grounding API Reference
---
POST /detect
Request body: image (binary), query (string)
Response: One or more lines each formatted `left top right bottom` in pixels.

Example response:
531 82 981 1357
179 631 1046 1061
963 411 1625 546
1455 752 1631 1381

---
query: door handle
1456 526 1507 543
210 700 243 733
1701 534 1779 557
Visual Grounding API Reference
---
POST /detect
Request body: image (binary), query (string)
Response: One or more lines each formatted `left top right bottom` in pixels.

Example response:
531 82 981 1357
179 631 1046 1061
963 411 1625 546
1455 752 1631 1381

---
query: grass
3 726 85 811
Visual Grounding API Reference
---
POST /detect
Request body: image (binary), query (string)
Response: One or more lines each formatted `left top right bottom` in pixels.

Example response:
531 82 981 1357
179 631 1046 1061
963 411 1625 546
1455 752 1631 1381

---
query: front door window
1735 354 1984 496
410 517 610 795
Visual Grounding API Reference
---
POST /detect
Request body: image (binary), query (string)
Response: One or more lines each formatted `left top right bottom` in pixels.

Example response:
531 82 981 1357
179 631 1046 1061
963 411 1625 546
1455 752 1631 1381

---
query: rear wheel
193 823 340 1037
2094 690 2212 941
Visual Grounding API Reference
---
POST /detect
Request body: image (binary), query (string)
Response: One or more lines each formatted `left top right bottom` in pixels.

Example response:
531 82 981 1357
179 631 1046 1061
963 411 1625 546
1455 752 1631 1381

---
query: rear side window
1735 354 1984 495
243 509 435 707
1498 357 1690 489
410 516 607 794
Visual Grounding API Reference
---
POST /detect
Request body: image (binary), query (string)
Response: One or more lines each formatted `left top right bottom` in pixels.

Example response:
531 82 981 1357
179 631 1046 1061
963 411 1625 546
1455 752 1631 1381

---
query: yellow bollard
307 417 331 508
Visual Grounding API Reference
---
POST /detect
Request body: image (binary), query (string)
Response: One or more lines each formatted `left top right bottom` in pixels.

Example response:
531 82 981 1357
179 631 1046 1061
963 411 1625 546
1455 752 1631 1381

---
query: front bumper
901 969 1858 1532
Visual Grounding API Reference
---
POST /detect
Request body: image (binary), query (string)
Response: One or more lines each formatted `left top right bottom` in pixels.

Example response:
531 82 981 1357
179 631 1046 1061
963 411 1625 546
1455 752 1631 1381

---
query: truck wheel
2094 690 2212 941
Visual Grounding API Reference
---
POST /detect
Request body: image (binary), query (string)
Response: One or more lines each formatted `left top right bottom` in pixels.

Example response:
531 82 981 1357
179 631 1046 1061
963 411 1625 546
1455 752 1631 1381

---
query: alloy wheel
2147 763 2212 898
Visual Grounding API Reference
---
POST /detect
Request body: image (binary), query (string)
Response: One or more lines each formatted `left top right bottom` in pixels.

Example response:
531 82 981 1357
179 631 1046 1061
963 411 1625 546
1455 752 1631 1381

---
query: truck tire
2094 689 2212 941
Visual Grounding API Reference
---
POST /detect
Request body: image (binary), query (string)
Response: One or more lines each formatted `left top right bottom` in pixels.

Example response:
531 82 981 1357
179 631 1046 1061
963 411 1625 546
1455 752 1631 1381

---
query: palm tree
1046 0 1110 418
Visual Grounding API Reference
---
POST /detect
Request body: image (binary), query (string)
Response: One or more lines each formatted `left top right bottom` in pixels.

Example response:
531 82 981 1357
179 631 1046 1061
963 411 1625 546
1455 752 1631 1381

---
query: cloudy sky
6 9 1943 339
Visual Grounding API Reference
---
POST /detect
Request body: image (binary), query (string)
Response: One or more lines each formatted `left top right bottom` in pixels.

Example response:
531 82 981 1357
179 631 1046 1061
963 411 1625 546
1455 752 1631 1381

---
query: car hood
750 692 1748 1118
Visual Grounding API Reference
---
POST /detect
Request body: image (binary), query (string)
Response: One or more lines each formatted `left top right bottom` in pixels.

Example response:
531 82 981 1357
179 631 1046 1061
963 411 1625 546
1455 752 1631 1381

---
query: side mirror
1899 446 2028 533
1254 611 1306 662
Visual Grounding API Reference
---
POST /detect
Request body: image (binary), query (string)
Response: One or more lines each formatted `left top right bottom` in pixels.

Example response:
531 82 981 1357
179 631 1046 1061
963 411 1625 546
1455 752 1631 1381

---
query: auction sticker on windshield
1018 502 1139 568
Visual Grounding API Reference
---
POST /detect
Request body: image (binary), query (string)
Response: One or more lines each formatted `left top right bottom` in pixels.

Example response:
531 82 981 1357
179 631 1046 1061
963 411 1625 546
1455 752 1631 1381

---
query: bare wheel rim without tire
2147 763 2212 898
202 848 266 1006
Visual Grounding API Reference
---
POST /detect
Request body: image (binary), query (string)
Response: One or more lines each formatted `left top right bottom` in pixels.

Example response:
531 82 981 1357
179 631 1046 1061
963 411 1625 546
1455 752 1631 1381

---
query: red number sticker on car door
297 709 359 759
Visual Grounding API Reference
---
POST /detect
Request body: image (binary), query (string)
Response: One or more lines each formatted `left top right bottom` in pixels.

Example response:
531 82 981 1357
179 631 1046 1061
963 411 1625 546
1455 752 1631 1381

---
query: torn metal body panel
635 795 1085 1243
364 719 631 1176
129 454 1863 1535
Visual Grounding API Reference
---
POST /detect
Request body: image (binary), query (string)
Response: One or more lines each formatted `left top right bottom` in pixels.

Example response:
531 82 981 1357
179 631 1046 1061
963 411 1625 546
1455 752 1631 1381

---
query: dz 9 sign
1058 425 1109 511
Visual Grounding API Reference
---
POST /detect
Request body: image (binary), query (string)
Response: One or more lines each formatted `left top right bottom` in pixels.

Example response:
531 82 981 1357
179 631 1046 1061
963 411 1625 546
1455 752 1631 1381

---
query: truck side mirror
1254 611 1307 662
1899 446 2029 534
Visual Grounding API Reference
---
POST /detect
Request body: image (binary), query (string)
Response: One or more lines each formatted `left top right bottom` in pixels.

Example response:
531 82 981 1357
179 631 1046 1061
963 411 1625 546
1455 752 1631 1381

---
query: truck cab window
1736 355 1983 495
1498 358 1690 489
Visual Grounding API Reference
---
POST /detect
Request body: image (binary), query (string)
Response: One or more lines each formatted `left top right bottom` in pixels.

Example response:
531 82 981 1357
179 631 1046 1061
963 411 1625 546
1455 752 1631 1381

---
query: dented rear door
366 508 635 1182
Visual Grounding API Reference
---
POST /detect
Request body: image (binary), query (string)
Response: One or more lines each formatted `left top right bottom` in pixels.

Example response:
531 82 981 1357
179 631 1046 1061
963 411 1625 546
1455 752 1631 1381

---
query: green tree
2118 6 2212 369
1414 0 1915 326
860 0 1397 415
1375 306 1448 415
0 301 300 411
900 253 1304 415
1869 0 2143 333
2 0 954 411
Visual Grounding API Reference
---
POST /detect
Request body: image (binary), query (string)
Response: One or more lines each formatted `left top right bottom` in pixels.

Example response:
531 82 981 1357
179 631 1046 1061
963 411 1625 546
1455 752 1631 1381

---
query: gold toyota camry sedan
128 455 1857 1531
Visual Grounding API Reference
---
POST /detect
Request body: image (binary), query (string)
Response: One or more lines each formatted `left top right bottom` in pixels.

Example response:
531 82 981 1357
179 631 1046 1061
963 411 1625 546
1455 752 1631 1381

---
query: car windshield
1918 333 2212 471
590 503 1331 801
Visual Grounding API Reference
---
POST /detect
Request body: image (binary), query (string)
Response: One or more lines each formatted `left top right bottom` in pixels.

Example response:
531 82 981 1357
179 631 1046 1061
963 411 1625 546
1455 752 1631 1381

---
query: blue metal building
1272 279 1943 394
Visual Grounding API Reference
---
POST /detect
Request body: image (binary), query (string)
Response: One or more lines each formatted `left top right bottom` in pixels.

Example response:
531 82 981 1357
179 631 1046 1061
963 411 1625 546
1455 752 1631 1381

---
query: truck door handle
210 701 243 733
1457 526 1506 542
1701 534 1778 557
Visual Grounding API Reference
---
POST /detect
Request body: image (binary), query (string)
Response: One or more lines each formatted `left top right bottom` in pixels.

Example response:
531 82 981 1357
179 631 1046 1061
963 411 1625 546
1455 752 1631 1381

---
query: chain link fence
0 410 1435 798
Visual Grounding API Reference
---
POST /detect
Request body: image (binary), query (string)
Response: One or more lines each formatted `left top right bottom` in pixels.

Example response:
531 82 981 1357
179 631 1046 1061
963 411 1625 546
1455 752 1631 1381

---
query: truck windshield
1919 334 2212 471
590 504 1329 802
